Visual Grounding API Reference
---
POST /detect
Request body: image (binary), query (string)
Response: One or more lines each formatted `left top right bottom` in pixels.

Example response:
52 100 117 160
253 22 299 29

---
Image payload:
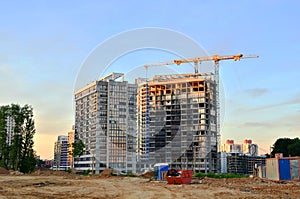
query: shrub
194 172 248 179
120 173 137 177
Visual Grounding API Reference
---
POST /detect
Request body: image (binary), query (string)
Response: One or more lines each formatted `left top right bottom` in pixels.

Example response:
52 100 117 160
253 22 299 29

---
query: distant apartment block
0 106 14 146
5 115 15 146
68 128 75 168
242 139 258 156
74 73 137 174
221 139 242 153
136 73 218 173
220 139 262 174
221 139 258 156
53 135 69 170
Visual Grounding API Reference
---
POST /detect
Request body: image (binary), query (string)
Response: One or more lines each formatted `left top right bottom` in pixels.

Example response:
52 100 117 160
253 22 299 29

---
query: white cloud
245 88 268 97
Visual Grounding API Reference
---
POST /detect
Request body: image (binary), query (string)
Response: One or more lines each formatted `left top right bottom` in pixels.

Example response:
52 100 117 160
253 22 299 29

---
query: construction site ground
0 171 299 199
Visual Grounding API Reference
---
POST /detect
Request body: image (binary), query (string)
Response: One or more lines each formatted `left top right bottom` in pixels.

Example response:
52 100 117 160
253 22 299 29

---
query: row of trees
0 104 36 173
271 137 300 157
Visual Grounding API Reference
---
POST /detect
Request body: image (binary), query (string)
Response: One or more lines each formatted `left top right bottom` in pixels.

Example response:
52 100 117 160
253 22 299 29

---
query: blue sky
0 0 299 158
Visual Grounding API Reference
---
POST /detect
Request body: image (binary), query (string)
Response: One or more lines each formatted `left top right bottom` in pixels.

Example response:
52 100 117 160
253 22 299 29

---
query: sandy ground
0 174 299 199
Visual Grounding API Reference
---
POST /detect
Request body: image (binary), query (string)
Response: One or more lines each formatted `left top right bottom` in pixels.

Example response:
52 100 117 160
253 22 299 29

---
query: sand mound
9 170 24 175
99 168 112 177
0 175 299 198
0 167 9 174
32 170 74 177
35 166 51 171
140 170 154 178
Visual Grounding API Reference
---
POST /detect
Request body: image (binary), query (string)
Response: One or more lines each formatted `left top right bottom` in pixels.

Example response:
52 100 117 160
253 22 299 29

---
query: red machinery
166 169 192 184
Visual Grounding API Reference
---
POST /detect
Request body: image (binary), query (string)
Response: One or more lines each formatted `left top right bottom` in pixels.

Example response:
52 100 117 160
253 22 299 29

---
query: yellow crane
144 53 259 154
145 54 258 75
173 53 259 148
173 53 258 74
144 61 175 80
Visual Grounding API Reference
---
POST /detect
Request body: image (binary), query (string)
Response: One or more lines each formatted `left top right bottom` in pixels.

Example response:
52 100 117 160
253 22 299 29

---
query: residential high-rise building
68 128 75 168
136 73 218 173
5 115 15 146
53 135 69 170
221 139 258 156
221 139 242 153
0 106 15 146
74 73 137 174
242 139 258 156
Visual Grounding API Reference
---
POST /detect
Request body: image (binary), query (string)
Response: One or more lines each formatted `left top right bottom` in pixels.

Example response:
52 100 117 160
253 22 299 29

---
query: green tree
271 137 300 157
71 140 85 168
287 138 300 157
72 140 85 157
0 104 36 173
19 116 36 173
8 104 24 170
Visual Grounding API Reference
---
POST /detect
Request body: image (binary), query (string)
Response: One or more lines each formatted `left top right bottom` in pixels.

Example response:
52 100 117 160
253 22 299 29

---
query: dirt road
0 175 299 199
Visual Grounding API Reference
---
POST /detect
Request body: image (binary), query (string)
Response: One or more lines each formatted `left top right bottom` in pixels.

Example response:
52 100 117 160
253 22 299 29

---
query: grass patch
194 172 249 179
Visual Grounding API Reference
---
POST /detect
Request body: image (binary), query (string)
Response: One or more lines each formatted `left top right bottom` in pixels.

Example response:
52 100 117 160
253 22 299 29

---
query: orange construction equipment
166 169 193 184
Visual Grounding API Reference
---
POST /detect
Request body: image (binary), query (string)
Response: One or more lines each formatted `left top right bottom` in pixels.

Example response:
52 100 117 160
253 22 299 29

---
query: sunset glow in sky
1 1 299 159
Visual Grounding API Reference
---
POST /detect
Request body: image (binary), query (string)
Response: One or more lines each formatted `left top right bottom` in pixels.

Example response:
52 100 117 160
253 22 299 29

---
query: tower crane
173 53 259 144
144 61 175 80
142 53 258 169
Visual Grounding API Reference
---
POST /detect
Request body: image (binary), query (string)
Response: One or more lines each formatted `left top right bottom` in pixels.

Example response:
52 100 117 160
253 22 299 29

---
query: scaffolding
226 153 266 175
137 73 218 173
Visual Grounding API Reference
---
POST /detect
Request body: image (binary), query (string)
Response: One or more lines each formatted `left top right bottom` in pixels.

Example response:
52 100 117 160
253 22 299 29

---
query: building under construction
136 73 218 173
220 152 266 175
74 54 257 174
